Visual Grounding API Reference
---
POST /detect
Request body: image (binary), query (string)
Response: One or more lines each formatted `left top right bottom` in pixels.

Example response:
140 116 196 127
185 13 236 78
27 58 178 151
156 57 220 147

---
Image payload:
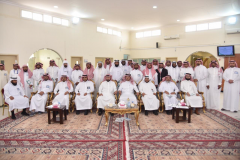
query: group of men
1 58 239 119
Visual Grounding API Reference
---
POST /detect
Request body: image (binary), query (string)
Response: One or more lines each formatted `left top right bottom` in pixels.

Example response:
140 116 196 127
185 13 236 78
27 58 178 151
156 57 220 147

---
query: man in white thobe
193 59 208 104
32 62 45 92
176 61 182 90
71 64 83 89
18 65 33 98
46 60 59 83
4 77 29 119
58 60 72 80
53 74 73 114
167 61 180 83
177 61 183 69
181 73 203 115
97 75 117 116
222 60 240 112
152 59 159 70
206 61 223 110
159 75 179 115
119 74 139 105
130 63 143 85
180 61 194 81
0 64 8 105
83 62 95 80
30 73 53 115
93 62 107 93
110 60 123 83
75 75 94 115
121 60 130 75
140 76 159 116
142 63 158 87
9 64 21 78
140 59 147 72
165 60 172 71
104 58 112 74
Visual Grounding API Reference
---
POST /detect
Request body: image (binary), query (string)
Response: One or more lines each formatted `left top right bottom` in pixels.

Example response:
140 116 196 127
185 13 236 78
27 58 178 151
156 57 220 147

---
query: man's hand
142 93 146 97
64 91 69 95
228 80 234 84
10 96 14 100
114 91 117 95
136 92 139 96
75 82 79 86
206 85 209 89
171 92 175 95
99 94 103 96
84 93 87 96
218 85 221 89
118 91 122 95
153 93 156 95
155 85 158 88
194 79 198 82
39 91 44 96
24 95 28 98
176 81 179 83
56 93 59 96
164 91 169 94
187 92 190 97
77 93 80 96
196 93 200 96
29 85 33 89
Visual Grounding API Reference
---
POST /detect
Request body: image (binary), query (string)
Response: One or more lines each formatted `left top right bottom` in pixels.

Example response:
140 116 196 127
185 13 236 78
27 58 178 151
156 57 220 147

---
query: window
97 27 121 37
97 27 103 32
102 28 108 34
136 29 161 38
144 31 152 37
152 30 161 36
32 13 42 21
185 25 196 32
117 31 121 37
209 22 221 29
197 23 208 31
53 17 61 25
61 19 69 26
136 32 143 38
43 15 52 23
112 30 118 36
21 10 32 19
108 29 112 34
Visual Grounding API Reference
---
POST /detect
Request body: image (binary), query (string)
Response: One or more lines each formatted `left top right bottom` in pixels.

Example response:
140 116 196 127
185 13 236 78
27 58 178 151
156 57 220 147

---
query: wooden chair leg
90 109 92 113
2 104 4 115
96 108 98 113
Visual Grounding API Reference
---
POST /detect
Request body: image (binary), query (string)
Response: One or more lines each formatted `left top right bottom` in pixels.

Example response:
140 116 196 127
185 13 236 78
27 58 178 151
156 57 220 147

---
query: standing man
93 61 107 93
58 59 72 80
46 60 59 83
121 60 130 76
222 60 240 112
83 62 95 80
206 61 223 110
168 61 180 83
142 63 158 87
4 77 29 119
139 76 159 116
193 59 208 104
0 64 8 105
156 62 168 85
177 61 183 68
32 62 45 92
140 59 147 71
152 59 159 70
165 60 172 71
104 58 112 74
75 75 94 115
71 64 83 89
18 65 33 98
9 64 21 78
110 60 123 84
130 63 143 85
180 61 194 81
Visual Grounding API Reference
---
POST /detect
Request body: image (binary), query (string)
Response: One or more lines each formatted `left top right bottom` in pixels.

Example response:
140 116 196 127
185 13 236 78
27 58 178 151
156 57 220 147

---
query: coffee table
172 106 191 123
48 105 67 124
104 104 139 126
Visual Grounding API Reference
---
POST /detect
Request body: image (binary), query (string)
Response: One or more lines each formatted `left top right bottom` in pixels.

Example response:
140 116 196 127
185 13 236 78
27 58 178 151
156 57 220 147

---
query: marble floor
0 93 239 121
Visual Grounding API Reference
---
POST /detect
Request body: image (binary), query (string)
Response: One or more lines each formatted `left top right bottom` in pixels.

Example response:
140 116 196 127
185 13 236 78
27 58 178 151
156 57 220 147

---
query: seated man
52 73 73 114
30 73 53 116
119 74 139 105
181 73 203 115
97 74 117 116
139 76 159 116
4 77 30 119
159 75 179 115
75 75 94 115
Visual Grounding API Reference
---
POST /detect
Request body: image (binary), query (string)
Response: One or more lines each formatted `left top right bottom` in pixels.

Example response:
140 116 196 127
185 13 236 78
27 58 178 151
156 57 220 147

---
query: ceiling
4 0 240 30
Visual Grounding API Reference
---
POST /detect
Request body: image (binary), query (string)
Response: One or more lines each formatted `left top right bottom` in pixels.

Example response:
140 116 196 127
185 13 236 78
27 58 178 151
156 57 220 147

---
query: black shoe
11 112 16 119
21 111 29 116
84 110 88 115
170 110 172 114
153 110 158 115
98 109 102 116
221 108 226 111
76 110 80 115
67 110 69 115
110 113 114 116
145 110 148 116
167 111 171 115
234 111 238 113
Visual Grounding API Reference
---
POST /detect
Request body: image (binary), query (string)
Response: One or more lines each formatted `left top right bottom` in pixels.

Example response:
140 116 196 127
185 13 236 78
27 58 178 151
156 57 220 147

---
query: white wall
0 3 130 69
126 15 240 67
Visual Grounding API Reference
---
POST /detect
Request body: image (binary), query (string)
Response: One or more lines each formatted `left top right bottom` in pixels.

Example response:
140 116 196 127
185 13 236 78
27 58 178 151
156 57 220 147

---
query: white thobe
97 81 117 109
153 65 158 70
32 69 45 92
121 65 130 75
75 81 94 110
176 67 182 89
167 67 180 83
159 81 179 110
0 70 8 105
94 68 107 93
105 65 111 74
194 65 208 104
130 69 143 85
206 67 222 109
20 72 33 98
58 68 72 80
71 70 83 88
223 67 240 112
30 80 53 112
142 69 158 85
53 81 73 109
110 67 123 82
165 66 172 71
9 69 20 78
140 65 146 72
46 66 59 82
119 81 139 104
4 83 29 111
181 80 203 108
180 68 194 80
139 82 159 110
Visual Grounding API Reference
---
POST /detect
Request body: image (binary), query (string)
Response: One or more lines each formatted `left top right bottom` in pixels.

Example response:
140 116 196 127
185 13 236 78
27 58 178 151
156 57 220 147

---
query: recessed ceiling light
131 27 134 29
177 20 180 22
153 6 157 9
72 17 80 24
101 19 105 21
53 6 58 8
228 17 236 24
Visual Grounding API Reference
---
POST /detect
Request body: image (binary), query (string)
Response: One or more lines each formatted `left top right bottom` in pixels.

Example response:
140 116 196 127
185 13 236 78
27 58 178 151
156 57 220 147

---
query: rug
126 110 240 141
0 112 124 141
0 140 124 160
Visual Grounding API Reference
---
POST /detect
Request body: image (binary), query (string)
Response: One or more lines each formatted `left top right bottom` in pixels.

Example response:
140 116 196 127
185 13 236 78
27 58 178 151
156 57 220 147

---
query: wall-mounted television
217 45 235 56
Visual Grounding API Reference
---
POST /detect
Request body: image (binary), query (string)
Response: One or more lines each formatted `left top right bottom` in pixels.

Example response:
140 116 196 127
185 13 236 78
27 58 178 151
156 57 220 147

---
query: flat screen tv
217 45 235 56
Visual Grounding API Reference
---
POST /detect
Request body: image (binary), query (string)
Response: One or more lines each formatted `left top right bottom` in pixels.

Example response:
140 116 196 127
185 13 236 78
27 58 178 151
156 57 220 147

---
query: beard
23 70 28 72
11 82 17 86
107 80 110 82
115 64 119 67
186 78 191 80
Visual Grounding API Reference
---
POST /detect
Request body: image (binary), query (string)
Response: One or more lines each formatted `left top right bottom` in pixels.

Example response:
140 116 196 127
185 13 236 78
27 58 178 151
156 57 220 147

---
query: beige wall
0 3 130 70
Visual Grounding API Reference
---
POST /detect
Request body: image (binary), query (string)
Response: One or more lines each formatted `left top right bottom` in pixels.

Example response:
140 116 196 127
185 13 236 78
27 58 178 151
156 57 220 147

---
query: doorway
71 57 83 70
0 54 18 73
166 57 178 62
95 57 113 67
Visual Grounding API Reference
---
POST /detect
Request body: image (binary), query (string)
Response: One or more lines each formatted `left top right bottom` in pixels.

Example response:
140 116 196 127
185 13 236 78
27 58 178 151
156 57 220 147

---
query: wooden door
0 55 18 73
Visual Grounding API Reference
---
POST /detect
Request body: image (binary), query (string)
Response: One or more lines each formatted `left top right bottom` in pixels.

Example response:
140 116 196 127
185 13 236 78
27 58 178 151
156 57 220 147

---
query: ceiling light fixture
72 17 80 24
53 6 58 8
177 20 180 22
131 27 134 29
228 17 236 24
101 19 105 21
153 6 157 9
